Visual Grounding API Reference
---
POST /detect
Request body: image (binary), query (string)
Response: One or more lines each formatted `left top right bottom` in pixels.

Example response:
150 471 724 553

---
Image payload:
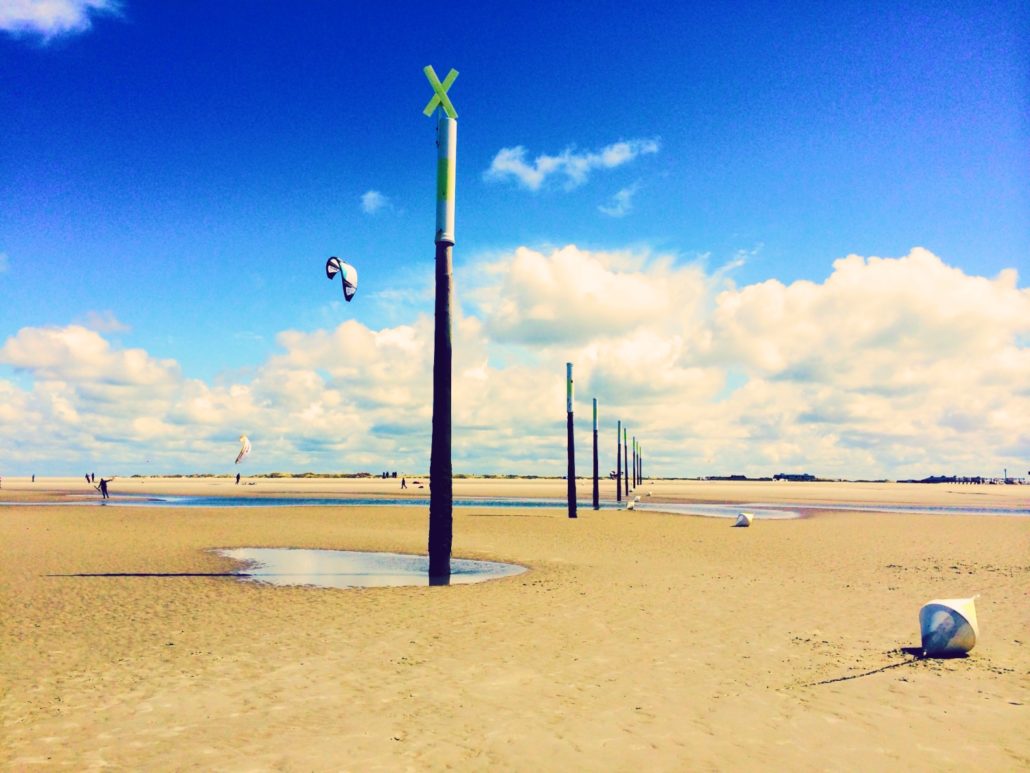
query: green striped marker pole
592 398 599 510
423 65 458 583
616 420 622 502
624 427 630 495
566 363 577 518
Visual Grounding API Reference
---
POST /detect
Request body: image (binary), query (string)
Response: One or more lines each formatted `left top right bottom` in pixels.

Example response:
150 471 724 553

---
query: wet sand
1 478 1028 770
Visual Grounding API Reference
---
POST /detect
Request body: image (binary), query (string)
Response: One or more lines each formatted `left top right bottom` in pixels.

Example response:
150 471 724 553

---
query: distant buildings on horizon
699 472 1026 485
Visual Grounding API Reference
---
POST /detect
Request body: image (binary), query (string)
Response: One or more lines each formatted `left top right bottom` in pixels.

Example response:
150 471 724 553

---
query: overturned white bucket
733 511 753 527
920 597 979 657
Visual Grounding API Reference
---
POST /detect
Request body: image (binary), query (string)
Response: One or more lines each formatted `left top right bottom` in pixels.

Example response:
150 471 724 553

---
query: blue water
635 501 1029 519
6 494 572 509
3 494 1026 518
635 503 801 519
216 547 526 588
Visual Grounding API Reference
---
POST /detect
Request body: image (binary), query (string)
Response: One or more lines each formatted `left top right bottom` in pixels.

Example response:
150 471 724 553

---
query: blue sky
1 1 1027 478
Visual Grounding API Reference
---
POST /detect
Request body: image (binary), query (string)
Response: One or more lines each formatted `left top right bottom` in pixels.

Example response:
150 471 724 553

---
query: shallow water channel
6 494 1026 519
216 547 526 588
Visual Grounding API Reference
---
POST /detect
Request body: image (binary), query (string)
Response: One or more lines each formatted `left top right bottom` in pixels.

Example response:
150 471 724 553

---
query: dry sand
2 477 1028 770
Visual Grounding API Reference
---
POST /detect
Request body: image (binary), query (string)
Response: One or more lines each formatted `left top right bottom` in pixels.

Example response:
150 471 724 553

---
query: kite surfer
98 478 111 499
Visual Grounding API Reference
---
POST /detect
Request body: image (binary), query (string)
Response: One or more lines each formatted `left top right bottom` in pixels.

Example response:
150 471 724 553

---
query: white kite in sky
326 256 358 302
235 435 251 465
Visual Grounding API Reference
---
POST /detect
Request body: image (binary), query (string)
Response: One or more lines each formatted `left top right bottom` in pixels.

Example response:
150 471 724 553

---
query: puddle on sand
216 547 526 589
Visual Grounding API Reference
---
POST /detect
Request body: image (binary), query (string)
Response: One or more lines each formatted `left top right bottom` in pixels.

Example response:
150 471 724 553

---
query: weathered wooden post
623 426 630 495
616 420 622 502
626 437 634 490
566 362 577 519
423 65 459 583
592 398 599 510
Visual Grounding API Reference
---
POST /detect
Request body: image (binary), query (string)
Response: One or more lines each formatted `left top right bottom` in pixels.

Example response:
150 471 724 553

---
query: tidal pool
216 547 526 588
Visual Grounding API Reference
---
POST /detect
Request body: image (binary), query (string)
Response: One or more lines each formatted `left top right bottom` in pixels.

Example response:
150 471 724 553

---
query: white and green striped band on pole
566 363 574 413
423 66 458 246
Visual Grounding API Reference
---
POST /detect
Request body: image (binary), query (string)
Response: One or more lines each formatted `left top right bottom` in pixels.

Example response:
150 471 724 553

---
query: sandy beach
2 478 1028 770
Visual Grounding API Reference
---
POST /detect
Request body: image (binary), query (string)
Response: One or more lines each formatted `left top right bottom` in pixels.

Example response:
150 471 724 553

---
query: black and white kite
326 256 358 302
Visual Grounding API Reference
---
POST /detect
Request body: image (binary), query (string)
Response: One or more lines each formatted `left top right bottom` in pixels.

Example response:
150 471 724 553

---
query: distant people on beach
401 477 407 489
32 474 35 483
85 473 91 484
236 472 241 485
98 478 111 499
91 472 96 483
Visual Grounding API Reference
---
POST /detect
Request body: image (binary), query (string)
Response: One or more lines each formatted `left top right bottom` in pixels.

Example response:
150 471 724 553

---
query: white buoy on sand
733 511 753 527
919 597 979 657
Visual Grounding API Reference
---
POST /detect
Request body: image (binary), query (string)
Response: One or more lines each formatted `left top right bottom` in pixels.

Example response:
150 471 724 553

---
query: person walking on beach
91 472 95 483
98 478 111 499
85 473 91 484
235 472 241 485
401 477 407 489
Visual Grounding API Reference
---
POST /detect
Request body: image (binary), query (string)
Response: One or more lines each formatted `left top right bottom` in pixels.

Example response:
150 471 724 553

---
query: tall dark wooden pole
592 398 599 510
632 436 637 488
616 419 622 502
623 426 630 495
566 362 577 519
424 66 459 583
428 240 453 581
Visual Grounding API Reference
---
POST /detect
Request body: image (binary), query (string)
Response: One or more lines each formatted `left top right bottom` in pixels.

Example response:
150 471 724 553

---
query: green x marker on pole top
423 65 459 119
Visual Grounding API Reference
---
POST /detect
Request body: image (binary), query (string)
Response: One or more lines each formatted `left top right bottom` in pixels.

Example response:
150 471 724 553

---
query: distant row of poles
566 362 644 519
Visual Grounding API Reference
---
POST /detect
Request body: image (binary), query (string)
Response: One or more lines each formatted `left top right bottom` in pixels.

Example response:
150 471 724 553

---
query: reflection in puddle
216 547 526 588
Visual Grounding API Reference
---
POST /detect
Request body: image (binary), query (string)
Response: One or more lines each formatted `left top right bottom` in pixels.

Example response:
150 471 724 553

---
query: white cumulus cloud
467 244 706 346
598 183 641 217
485 138 660 191
360 190 389 214
0 0 120 40
0 247 1026 480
